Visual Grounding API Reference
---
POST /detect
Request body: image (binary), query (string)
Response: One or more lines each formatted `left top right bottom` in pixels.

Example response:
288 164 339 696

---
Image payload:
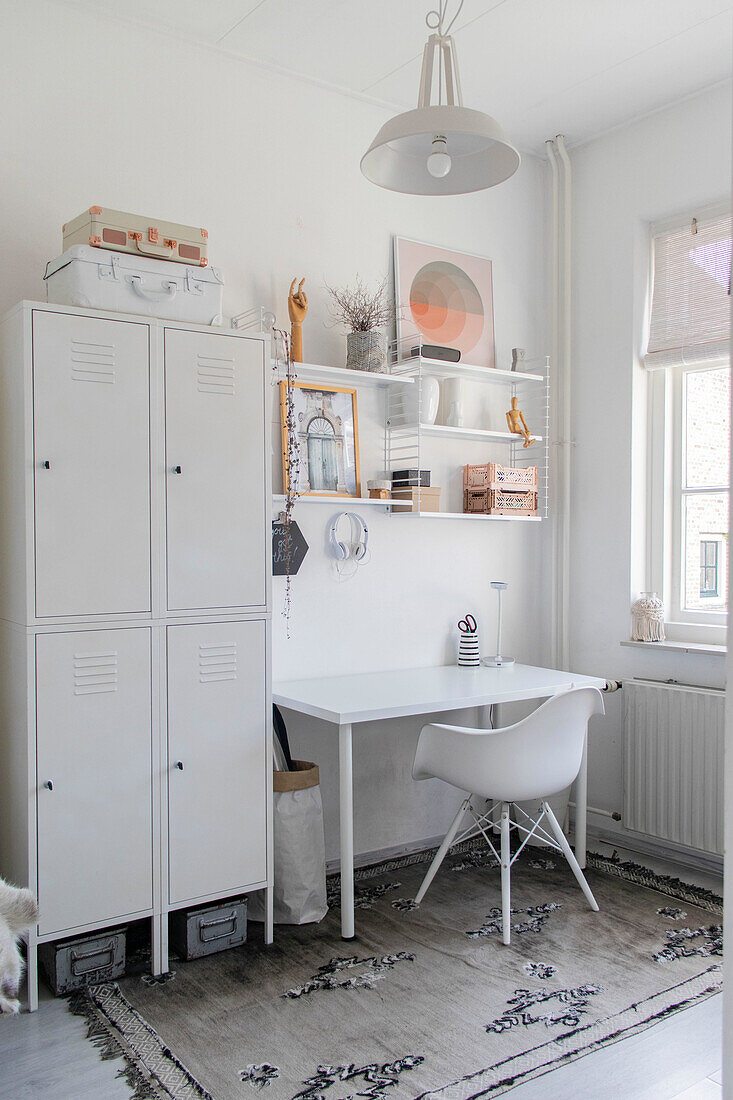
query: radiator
623 679 725 855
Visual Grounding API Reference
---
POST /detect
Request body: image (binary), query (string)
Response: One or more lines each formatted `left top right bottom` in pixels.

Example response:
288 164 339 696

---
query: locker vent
70 339 116 384
197 354 235 396
74 651 118 695
199 643 237 683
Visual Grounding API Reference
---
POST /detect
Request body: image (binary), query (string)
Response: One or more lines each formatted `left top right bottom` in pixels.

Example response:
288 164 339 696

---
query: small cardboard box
391 487 441 512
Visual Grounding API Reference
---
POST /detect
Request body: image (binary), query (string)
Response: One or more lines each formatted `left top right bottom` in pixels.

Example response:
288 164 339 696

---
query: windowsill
620 639 727 656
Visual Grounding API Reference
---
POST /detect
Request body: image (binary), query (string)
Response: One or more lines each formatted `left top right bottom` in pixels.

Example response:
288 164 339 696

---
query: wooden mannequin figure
506 396 534 448
288 277 308 363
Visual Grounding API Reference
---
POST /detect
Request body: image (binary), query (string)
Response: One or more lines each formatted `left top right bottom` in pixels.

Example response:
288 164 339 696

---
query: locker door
36 628 153 936
164 329 266 611
167 621 267 906
33 311 151 618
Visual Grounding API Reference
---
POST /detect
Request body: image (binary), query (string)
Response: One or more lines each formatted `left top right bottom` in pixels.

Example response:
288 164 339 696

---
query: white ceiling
67 0 732 154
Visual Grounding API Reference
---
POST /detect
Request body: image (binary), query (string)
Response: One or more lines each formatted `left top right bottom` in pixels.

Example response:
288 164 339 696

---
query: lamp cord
426 0 465 37
426 0 465 104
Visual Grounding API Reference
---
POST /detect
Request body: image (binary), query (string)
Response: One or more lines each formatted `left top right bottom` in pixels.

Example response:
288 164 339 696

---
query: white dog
0 878 38 1014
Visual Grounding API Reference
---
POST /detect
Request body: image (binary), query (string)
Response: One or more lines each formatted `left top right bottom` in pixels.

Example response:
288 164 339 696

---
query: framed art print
394 236 495 368
280 381 361 498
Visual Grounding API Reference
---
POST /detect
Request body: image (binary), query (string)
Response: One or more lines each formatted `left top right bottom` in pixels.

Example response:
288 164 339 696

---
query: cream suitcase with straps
63 206 209 267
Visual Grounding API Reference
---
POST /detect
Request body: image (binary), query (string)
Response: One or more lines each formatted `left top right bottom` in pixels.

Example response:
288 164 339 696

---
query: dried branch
273 327 300 637
325 276 394 332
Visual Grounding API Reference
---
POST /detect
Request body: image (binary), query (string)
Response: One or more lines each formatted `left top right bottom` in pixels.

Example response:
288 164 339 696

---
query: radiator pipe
568 800 622 822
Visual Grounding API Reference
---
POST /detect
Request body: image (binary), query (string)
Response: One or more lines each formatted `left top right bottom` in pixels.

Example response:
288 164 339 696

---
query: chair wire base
413 796 599 944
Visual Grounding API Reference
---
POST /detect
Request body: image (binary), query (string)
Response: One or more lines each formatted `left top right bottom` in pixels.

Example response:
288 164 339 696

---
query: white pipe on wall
545 139 561 669
545 136 573 671
556 134 572 672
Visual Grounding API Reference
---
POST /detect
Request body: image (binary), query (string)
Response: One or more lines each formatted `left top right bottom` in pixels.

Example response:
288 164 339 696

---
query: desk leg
575 732 588 869
339 722 355 940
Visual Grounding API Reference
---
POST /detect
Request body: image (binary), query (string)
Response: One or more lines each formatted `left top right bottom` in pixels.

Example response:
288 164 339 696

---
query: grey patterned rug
70 847 723 1100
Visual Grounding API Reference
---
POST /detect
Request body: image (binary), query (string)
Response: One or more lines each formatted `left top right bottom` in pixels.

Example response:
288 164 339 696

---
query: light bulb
427 135 451 178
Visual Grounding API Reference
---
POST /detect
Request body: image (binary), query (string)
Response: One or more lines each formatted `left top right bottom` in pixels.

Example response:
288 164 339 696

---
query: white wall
1 0 551 862
569 84 732 841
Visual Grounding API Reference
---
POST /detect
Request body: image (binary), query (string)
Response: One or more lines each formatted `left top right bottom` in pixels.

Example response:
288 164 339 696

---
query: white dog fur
0 878 38 1014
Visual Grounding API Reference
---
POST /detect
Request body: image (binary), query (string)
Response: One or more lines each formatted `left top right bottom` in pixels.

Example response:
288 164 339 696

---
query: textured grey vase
346 330 387 372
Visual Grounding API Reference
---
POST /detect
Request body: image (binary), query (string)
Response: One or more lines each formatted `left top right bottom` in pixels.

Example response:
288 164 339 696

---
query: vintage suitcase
170 898 247 960
63 206 209 267
44 246 224 325
39 928 126 995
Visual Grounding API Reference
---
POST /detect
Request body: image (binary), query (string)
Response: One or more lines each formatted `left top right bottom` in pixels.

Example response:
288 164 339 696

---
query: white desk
273 663 605 938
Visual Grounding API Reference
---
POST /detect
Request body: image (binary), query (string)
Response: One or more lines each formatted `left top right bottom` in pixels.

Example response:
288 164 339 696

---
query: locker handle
175 760 184 770
172 465 182 474
41 460 51 470
44 780 53 791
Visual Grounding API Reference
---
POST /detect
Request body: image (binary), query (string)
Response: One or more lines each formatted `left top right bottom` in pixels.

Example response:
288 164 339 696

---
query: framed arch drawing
279 380 361 498
394 236 495 369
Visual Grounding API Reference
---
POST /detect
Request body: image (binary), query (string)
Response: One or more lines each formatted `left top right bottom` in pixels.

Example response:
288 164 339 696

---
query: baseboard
325 834 446 875
326 822 724 881
585 822 724 877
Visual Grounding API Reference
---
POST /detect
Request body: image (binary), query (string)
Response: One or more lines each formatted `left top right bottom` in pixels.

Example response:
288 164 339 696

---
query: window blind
644 211 732 369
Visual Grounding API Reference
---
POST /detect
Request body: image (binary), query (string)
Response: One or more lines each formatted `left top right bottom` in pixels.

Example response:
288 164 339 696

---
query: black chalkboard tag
272 519 309 576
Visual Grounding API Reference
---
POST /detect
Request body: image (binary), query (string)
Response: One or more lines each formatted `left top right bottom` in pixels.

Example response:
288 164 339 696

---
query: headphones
330 512 369 561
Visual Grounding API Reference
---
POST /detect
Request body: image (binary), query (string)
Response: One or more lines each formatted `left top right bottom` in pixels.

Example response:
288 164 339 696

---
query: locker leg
151 914 164 976
25 931 38 1013
264 886 274 945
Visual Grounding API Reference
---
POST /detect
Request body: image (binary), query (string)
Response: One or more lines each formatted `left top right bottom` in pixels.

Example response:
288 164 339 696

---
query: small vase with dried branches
273 327 300 634
325 276 394 372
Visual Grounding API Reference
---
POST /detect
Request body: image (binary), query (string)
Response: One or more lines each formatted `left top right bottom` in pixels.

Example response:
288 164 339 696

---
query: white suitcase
44 245 224 325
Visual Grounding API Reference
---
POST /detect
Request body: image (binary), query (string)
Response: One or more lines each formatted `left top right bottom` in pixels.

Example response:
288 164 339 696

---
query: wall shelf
392 510 541 522
274 362 412 388
393 358 544 385
408 423 543 445
273 494 391 509
386 344 550 521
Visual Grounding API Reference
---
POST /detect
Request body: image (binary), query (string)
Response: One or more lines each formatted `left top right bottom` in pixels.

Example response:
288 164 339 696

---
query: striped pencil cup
458 632 481 667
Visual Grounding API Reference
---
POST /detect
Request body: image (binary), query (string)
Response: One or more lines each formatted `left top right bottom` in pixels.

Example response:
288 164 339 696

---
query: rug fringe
68 990 166 1100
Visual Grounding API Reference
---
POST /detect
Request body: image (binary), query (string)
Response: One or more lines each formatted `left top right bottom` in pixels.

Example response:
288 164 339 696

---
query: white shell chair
412 687 605 944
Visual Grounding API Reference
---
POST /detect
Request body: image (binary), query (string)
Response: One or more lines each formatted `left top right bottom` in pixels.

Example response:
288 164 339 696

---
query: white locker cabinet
36 628 153 936
167 620 267 906
0 302 272 1011
32 311 151 619
164 329 267 612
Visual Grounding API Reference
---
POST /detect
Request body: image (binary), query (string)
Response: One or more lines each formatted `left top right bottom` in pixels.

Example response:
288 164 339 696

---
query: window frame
647 362 729 645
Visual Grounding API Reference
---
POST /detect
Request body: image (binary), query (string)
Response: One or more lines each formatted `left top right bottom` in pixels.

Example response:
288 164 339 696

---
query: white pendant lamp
361 2 520 196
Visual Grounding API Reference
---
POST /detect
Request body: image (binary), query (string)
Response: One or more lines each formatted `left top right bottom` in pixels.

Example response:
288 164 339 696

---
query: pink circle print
409 261 484 354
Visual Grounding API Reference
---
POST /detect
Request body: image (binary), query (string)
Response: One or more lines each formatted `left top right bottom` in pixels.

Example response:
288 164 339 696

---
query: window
644 207 731 644
700 540 720 599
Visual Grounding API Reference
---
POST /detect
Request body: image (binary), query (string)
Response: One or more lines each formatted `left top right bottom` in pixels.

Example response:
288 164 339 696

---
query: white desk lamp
483 581 515 667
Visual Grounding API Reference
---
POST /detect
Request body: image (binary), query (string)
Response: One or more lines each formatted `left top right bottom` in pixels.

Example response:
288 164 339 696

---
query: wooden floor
0 844 723 1100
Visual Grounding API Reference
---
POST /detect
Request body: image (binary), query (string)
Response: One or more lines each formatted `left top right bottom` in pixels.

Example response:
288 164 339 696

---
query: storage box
39 928 126 994
463 462 538 491
463 486 538 516
391 469 431 488
170 898 247 960
391 486 441 512
63 206 209 267
44 246 224 325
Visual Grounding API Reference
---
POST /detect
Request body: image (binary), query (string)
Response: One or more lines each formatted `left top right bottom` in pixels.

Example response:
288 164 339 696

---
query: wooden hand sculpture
288 277 308 363
506 396 534 448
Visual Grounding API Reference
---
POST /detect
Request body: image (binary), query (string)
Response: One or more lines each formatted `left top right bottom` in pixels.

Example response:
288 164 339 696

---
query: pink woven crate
488 488 538 516
463 488 490 513
463 462 538 492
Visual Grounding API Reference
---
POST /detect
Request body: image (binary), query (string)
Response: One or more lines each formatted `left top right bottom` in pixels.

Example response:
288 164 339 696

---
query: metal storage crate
170 898 247 960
